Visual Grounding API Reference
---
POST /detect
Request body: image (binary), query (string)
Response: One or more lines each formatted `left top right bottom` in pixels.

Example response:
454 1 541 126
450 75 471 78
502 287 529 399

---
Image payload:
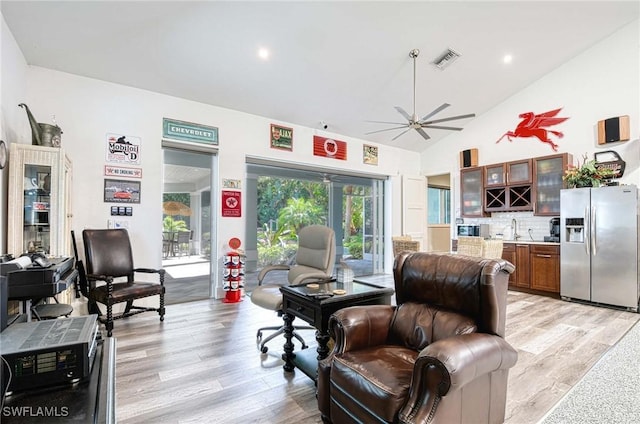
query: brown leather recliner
317 252 517 424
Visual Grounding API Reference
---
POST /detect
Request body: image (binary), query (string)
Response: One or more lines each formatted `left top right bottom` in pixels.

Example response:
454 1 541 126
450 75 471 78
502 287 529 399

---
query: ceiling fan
366 49 476 141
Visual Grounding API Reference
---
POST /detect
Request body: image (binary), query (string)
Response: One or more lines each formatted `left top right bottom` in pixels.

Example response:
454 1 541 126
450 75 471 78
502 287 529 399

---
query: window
427 186 450 224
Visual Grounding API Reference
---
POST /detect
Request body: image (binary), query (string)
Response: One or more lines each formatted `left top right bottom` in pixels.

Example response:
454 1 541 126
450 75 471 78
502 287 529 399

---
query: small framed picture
104 179 141 204
270 124 293 151
363 144 378 165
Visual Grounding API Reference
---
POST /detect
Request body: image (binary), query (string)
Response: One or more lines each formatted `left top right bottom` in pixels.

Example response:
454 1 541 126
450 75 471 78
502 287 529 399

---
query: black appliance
0 315 99 393
457 224 490 238
545 217 560 242
4 256 74 300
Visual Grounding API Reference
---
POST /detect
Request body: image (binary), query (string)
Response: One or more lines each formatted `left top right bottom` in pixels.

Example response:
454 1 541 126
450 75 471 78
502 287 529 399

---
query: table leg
316 330 331 361
281 312 296 372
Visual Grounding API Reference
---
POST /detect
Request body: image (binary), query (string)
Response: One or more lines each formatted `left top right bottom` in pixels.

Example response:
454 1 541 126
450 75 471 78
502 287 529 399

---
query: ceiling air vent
432 48 461 70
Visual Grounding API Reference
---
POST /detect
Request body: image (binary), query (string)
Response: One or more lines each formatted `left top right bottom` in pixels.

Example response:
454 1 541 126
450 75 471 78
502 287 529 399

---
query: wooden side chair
72 229 166 337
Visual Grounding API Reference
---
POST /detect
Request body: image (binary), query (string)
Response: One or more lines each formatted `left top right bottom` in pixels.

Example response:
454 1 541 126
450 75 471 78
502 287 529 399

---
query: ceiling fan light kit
366 48 476 141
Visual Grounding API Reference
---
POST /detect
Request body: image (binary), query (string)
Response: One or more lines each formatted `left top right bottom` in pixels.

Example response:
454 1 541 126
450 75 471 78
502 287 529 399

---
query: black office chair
72 229 166 337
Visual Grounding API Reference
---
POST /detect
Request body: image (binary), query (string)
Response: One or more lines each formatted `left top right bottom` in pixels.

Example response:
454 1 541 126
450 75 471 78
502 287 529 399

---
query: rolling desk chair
251 225 336 353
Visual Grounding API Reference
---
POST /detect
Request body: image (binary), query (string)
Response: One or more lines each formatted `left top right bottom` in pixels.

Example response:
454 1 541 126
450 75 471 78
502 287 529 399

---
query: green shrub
344 235 363 259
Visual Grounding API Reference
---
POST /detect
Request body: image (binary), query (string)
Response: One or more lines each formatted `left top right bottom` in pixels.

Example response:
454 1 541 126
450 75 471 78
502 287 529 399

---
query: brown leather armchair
318 252 516 424
72 229 166 337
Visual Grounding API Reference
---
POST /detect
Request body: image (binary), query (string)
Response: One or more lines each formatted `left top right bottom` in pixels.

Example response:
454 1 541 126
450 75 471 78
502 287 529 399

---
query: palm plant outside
257 177 367 267
163 216 188 233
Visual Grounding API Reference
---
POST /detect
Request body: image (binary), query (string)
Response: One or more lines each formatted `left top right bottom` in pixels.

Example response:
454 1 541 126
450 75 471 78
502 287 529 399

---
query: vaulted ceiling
2 1 638 152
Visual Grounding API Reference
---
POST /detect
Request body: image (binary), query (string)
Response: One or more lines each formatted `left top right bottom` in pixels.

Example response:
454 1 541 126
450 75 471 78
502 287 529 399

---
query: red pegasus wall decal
497 108 569 151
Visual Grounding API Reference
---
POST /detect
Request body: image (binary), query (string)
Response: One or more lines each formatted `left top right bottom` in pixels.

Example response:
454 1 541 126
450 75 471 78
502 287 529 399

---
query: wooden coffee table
280 279 393 381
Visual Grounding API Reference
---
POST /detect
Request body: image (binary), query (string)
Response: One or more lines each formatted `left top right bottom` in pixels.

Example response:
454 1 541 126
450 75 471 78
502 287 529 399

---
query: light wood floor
73 275 639 424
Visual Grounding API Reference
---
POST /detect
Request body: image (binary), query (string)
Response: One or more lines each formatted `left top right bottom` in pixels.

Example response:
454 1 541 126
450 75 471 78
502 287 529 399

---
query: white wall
19 67 419 286
422 20 640 236
0 13 28 255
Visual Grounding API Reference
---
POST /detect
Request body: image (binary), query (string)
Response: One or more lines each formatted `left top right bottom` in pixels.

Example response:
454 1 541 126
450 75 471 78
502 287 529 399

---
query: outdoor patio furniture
174 231 191 256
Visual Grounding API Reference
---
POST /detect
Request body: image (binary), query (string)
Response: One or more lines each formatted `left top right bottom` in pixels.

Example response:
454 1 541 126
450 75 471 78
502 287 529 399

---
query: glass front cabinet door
8 144 73 257
533 153 572 216
460 167 485 217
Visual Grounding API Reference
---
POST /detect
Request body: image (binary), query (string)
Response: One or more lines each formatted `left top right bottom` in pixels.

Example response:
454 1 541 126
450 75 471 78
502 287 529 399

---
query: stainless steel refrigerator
560 185 639 311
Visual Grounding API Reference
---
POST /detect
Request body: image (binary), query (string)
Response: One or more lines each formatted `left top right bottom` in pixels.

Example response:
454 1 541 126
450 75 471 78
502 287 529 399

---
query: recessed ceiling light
503 54 513 64
258 48 270 60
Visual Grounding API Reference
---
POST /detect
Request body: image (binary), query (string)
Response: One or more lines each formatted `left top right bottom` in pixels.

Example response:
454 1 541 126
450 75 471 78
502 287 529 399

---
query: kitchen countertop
452 238 560 246
500 239 560 245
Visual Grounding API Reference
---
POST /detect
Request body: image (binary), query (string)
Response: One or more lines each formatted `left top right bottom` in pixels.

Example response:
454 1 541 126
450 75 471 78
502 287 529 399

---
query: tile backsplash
459 211 558 241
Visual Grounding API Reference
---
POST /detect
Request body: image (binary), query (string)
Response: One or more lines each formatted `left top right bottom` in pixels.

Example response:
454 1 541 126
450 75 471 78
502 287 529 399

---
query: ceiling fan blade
391 128 412 141
419 103 450 122
415 128 431 140
422 124 464 131
364 125 410 135
365 120 410 125
423 113 476 125
394 106 412 121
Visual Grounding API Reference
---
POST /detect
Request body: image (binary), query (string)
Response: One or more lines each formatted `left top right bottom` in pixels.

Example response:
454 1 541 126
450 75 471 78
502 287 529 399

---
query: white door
402 175 426 250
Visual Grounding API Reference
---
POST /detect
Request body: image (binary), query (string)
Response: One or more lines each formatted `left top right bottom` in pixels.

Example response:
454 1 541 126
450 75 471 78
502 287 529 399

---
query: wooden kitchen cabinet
515 243 530 288
530 244 560 293
533 153 573 216
460 167 486 217
504 242 560 295
502 243 516 285
502 243 530 288
484 159 533 212
484 159 532 187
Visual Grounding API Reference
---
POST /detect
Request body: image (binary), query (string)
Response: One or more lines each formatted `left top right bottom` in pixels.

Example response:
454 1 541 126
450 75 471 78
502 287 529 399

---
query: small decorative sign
222 179 241 189
313 136 347 160
106 134 141 164
163 118 218 145
363 144 378 165
270 124 293 151
222 190 241 217
104 165 142 179
104 179 141 204
594 150 626 178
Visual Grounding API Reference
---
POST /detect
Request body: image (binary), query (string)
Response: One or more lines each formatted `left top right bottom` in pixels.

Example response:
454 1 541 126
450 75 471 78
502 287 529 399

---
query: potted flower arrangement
563 154 615 188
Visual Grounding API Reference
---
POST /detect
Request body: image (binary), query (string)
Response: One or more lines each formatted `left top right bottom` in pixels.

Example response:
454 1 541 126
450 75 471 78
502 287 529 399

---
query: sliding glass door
246 162 385 277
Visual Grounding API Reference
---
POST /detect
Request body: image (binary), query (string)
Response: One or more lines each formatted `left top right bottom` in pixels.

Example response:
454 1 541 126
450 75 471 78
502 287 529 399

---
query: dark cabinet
515 244 531 288
530 244 560 293
484 159 533 212
461 153 571 217
460 167 486 217
502 243 516 286
502 243 530 288
504 242 560 295
533 153 573 216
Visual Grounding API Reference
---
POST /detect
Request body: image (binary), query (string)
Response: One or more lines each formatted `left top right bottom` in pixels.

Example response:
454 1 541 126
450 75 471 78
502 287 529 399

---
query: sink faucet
512 218 521 240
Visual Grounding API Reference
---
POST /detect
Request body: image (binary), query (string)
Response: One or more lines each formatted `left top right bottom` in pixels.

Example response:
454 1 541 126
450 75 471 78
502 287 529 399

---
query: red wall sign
313 136 347 160
222 190 241 217
496 108 569 152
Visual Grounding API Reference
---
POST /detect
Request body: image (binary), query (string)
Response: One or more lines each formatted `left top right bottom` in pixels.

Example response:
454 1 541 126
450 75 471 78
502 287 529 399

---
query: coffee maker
545 217 560 242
